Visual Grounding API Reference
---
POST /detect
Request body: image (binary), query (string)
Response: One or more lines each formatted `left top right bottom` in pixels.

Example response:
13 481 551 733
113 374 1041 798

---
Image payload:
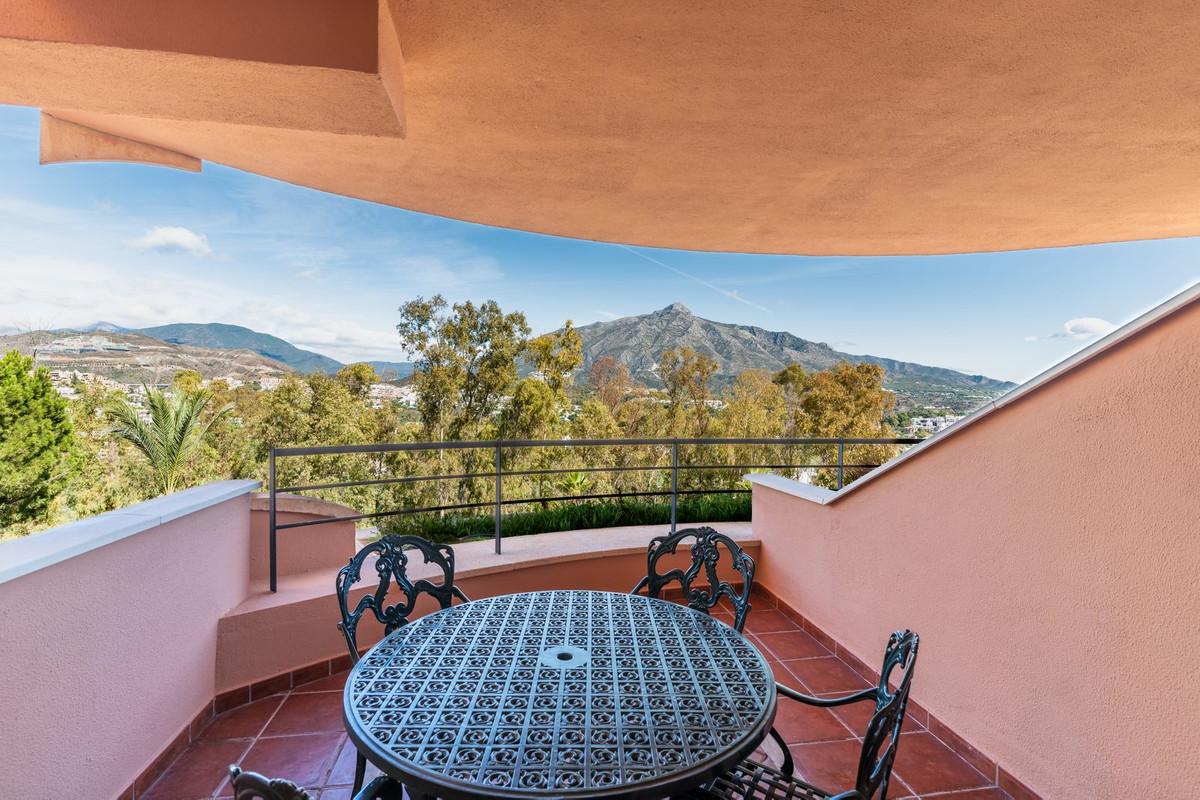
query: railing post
670 441 679 534
494 443 503 555
836 439 845 490
268 449 277 593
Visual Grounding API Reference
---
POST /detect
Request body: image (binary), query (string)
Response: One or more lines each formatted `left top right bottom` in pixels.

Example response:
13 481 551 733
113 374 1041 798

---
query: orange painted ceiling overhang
3 0 1200 255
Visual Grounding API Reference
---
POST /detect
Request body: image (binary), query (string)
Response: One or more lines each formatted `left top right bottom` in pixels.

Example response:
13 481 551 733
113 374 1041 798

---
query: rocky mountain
134 323 414 379
137 323 343 374
573 303 1016 411
2 330 293 385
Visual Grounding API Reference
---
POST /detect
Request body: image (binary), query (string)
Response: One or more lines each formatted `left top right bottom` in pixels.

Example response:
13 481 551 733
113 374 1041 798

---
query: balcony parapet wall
0 480 259 800
747 286 1200 798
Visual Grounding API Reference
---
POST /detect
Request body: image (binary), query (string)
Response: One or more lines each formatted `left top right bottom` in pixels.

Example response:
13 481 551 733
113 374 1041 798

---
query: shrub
380 492 750 543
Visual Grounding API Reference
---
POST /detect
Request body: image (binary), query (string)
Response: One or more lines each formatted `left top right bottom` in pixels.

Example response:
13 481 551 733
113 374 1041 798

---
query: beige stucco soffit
40 112 201 171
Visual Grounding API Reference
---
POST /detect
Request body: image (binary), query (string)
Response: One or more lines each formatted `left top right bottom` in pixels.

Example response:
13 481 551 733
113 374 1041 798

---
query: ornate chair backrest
854 630 920 799
335 534 468 663
228 766 313 800
631 526 756 631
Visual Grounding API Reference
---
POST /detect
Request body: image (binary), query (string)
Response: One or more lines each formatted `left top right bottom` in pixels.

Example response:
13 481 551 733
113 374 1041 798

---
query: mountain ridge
34 308 1014 412
137 323 344 375
571 303 1015 411
1 330 293 385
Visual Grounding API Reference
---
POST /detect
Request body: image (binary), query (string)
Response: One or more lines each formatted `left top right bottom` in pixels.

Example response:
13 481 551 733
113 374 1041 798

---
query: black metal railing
266 437 920 592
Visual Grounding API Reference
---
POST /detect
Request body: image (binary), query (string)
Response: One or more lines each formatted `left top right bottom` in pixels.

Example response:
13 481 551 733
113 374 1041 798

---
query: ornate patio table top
343 590 776 799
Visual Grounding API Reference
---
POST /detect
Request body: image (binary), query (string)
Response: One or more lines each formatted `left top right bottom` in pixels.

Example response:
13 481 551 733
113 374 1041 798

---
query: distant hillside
2 330 292 385
137 323 343 374
367 361 415 380
573 303 1016 412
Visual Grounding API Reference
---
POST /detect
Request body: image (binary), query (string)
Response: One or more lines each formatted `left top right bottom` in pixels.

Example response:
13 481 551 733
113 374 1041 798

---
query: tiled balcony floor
144 604 1002 800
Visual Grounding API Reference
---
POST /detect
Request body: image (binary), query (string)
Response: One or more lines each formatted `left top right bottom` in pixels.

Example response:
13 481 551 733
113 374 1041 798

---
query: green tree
335 362 380 400
588 355 632 413
773 361 898 488
786 362 896 437
172 369 204 394
0 350 75 530
715 370 786 438
60 379 149 519
396 295 530 439
253 373 380 511
500 377 560 439
526 321 583 399
570 398 621 440
199 380 266 480
659 347 718 436
107 387 232 495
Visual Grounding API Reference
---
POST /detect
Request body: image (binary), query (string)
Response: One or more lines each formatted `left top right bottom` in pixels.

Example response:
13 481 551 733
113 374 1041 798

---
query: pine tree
0 350 75 530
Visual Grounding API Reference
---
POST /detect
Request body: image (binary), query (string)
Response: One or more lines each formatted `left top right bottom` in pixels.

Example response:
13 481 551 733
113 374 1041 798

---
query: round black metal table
342 590 776 799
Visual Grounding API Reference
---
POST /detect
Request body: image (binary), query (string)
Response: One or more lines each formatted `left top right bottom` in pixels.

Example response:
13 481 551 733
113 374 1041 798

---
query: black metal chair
335 534 469 794
631 526 757 631
690 630 920 800
228 765 403 800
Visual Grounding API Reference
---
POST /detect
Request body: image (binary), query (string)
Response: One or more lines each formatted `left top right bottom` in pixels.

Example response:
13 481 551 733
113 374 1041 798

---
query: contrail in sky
616 245 770 313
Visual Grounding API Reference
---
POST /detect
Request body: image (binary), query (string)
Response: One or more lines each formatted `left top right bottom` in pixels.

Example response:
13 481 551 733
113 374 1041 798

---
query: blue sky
0 104 1196 383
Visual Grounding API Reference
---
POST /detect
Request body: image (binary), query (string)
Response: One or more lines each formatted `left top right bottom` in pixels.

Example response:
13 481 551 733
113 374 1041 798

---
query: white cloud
593 309 620 320
128 226 213 257
1061 317 1116 340
297 268 320 280
1026 317 1116 343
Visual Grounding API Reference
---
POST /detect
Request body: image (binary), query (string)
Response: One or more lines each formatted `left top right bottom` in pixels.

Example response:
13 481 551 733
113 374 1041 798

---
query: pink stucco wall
247 493 358 585
751 298 1200 797
0 490 254 799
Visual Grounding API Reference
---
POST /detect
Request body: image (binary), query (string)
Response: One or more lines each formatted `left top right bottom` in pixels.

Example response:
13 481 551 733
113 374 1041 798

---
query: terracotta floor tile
236 732 344 789
142 739 252 800
263 691 346 736
772 698 857 744
744 608 801 634
711 609 736 626
788 738 864 794
825 693 924 736
295 670 350 694
767 659 802 688
201 696 286 741
891 732 991 795
755 630 831 661
920 789 1006 799
784 657 872 694
319 785 411 800
326 736 384 786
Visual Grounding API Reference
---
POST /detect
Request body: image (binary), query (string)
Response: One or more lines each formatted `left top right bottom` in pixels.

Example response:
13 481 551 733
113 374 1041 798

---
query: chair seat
690 758 833 800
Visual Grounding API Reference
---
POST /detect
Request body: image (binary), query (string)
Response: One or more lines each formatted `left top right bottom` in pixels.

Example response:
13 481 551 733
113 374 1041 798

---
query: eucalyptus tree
659 347 718 437
396 295 531 441
588 356 632 413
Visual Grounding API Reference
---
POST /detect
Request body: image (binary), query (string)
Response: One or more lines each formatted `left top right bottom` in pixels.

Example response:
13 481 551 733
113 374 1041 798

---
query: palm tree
108 387 232 495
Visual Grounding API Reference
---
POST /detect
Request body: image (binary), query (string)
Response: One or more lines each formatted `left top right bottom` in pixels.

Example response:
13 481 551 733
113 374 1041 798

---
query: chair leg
353 751 367 794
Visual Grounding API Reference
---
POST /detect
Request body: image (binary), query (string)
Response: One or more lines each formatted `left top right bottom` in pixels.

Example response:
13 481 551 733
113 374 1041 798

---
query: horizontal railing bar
277 463 887 494
271 437 920 457
496 464 668 478
275 486 765 530
276 500 498 529
500 490 673 506
276 471 487 493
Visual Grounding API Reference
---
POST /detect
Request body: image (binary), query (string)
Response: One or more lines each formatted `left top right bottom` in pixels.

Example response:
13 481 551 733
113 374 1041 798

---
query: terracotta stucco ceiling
3 0 1200 255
